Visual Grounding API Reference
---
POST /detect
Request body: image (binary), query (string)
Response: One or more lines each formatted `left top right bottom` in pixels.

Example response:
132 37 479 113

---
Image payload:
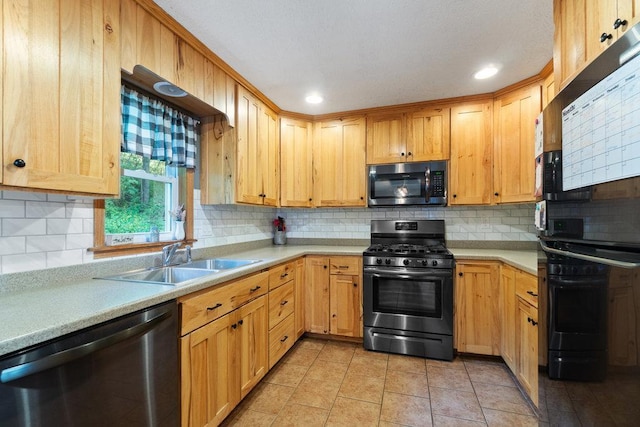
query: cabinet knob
453 194 457 198
613 18 628 29
407 152 412 156
323 265 327 269
231 323 237 329
458 272 463 277
13 159 26 168
401 152 405 156
238 319 244 325
309 198 312 201
494 192 499 197
353 282 357 287
600 32 613 43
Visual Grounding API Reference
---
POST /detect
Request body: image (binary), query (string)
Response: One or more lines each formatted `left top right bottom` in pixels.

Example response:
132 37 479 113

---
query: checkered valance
121 85 199 168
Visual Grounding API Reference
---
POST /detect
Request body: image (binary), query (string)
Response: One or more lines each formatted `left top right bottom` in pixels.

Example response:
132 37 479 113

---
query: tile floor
221 337 539 426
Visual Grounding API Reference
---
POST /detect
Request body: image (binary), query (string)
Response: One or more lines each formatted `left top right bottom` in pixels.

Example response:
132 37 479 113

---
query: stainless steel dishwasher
0 300 178 427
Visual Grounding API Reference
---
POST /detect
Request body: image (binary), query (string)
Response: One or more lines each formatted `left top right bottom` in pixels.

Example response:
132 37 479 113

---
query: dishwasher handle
0 310 171 384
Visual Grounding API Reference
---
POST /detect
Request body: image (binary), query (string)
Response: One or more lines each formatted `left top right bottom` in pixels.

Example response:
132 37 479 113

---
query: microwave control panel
430 170 445 197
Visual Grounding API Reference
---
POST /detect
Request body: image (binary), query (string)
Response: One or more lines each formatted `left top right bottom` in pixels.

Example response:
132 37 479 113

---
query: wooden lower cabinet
455 261 501 355
305 255 363 337
180 295 267 427
500 264 517 372
516 297 538 407
294 258 305 339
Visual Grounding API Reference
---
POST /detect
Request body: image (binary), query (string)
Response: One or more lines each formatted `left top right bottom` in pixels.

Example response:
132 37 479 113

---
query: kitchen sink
182 258 262 270
99 266 219 285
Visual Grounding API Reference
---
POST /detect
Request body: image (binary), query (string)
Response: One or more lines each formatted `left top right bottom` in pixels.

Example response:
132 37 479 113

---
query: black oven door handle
540 240 640 269
365 269 451 279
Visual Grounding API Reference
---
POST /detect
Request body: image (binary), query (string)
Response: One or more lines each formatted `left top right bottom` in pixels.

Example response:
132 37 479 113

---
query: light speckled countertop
0 245 538 357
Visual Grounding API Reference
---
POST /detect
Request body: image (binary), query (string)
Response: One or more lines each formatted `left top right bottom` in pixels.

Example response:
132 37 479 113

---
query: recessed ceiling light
305 94 323 104
153 81 188 97
474 66 499 80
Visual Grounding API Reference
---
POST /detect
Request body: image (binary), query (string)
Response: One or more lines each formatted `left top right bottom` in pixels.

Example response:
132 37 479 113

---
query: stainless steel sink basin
100 266 219 285
183 258 262 270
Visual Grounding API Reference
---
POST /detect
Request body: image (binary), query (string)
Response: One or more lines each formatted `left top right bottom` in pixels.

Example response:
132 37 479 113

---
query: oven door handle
365 268 450 279
540 240 640 269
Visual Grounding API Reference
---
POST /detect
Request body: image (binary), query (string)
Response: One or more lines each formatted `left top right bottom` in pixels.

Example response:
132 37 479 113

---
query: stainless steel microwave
368 161 447 207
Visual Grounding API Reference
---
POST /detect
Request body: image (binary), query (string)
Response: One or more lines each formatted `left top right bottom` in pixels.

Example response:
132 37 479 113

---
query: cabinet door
330 274 362 337
134 4 176 83
493 84 541 204
553 0 587 89
608 282 637 366
259 106 279 206
294 258 305 339
305 256 330 334
236 295 268 399
500 264 517 372
236 86 262 204
517 298 538 407
450 102 493 205
407 108 451 161
280 117 313 207
313 117 366 207
3 0 120 195
585 0 624 63
455 262 500 355
366 113 406 164
181 313 237 427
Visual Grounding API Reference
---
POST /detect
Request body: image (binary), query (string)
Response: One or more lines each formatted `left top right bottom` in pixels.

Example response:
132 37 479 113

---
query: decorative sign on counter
562 52 640 190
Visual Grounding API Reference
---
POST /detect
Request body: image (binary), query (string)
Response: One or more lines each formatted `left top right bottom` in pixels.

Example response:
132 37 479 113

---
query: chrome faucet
162 243 181 266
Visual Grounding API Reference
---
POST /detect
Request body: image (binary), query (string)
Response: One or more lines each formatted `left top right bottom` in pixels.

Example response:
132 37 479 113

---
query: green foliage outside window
105 153 174 234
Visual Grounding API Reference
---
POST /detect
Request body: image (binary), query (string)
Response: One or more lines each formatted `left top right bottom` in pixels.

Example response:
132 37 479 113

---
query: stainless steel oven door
363 266 453 335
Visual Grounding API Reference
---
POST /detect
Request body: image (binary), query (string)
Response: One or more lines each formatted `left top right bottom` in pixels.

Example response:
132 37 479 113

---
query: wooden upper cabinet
366 113 406 164
280 117 313 207
313 117 367 207
586 0 640 63
236 86 279 206
542 72 556 109
407 107 451 161
449 101 493 205
2 0 120 196
366 108 450 165
493 83 542 204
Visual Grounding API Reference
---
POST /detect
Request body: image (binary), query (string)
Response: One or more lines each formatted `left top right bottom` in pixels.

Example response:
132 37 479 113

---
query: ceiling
153 0 555 115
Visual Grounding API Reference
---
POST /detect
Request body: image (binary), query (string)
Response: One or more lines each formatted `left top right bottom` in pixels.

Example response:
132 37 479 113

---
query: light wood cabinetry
516 297 539 407
542 72 556 109
305 256 363 337
553 0 640 90
236 86 279 206
179 272 269 427
294 258 306 339
449 101 493 205
2 0 120 196
365 108 450 164
455 261 500 355
608 268 639 366
500 264 517 372
267 260 297 368
493 83 542 204
313 117 367 207
280 117 313 207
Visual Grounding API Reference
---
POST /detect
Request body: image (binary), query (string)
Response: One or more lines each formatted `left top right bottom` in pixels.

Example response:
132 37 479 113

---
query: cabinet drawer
329 257 361 275
179 271 268 335
269 281 294 329
515 271 538 308
269 313 295 369
269 261 296 290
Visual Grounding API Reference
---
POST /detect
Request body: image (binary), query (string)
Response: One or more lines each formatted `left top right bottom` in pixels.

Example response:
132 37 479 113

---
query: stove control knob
403 259 410 266
421 259 428 266
432 260 438 266
385 259 391 265
376 258 382 265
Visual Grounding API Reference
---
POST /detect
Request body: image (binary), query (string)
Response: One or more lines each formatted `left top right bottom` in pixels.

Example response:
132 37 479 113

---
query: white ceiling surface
154 0 554 115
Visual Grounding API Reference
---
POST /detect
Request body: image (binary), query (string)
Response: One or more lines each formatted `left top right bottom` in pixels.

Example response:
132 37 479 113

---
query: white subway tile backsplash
2 191 46 201
3 218 47 236
2 253 47 273
26 235 66 253
26 201 66 218
66 233 94 250
47 250 84 268
0 237 26 256
0 200 26 218
47 218 84 235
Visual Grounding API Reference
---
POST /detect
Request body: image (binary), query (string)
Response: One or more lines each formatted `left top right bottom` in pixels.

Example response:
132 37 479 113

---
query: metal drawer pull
527 317 538 326
207 303 222 311
280 335 289 343
231 323 237 329
338 265 349 269
238 320 243 326
249 286 261 292
280 272 289 279
280 300 288 306
526 290 538 297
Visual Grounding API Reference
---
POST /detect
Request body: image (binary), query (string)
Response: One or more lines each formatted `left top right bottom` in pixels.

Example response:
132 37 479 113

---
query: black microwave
368 161 447 207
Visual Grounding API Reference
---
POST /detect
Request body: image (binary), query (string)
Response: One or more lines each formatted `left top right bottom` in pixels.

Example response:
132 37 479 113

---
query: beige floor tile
242 382 295 415
348 353 388 378
430 387 484 422
317 341 356 364
385 369 429 398
380 391 432 427
388 354 427 374
305 358 349 383
473 382 534 416
282 346 320 367
546 409 581 426
466 363 516 388
224 408 276 426
295 337 327 351
432 414 488 426
482 408 538 427
544 385 574 412
288 377 340 409
270 402 329 427
338 371 385 403
564 381 597 402
263 361 309 387
325 396 381 427
574 399 616 426
426 356 466 371
354 346 389 361
427 365 474 392
378 422 404 427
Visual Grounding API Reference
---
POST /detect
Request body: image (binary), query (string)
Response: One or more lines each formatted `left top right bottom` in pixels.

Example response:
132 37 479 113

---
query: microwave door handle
540 240 640 269
424 168 432 198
